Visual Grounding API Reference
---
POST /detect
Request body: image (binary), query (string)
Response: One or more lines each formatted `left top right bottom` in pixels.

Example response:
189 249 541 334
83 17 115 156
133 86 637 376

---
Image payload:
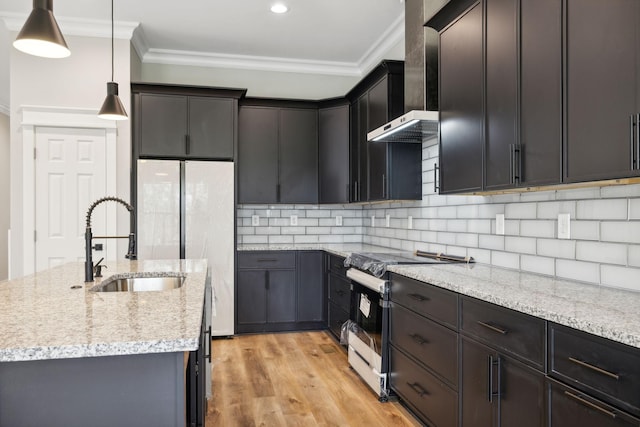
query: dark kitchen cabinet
326 254 350 340
437 1 484 194
347 61 420 202
236 251 325 333
319 101 350 204
296 251 325 323
565 0 640 182
238 102 318 204
460 336 545 427
187 278 211 427
132 84 242 160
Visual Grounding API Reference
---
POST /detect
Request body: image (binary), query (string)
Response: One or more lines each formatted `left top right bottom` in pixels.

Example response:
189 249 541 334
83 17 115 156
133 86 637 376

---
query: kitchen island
0 259 210 427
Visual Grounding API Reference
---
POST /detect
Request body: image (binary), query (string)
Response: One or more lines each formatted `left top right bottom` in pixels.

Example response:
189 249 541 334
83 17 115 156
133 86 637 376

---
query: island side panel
0 352 185 427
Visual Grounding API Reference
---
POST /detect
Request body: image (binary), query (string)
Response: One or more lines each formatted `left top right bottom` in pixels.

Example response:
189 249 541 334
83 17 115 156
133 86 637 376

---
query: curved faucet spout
84 196 136 282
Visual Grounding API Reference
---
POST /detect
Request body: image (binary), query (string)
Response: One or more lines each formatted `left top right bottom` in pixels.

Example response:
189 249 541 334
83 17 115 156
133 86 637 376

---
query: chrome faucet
84 196 136 282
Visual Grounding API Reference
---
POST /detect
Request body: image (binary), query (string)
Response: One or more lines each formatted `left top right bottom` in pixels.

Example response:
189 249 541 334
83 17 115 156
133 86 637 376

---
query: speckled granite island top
0 259 207 362
239 244 640 349
388 263 640 349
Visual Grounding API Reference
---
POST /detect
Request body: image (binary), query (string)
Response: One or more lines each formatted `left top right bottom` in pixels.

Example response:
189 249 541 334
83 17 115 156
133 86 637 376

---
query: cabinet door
499 354 545 427
356 94 369 201
349 101 361 202
520 0 562 186
319 105 350 203
296 251 324 323
138 94 188 158
187 97 234 160
236 270 267 325
237 106 278 203
439 2 484 193
279 108 319 203
368 78 389 201
266 269 296 323
484 0 518 191
565 0 640 182
461 337 496 427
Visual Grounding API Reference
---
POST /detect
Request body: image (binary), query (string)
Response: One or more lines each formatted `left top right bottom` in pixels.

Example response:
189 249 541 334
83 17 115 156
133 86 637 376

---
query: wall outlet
336 215 343 226
251 215 259 226
371 216 375 228
290 215 298 226
386 214 391 227
558 213 571 239
496 214 505 235
408 216 413 230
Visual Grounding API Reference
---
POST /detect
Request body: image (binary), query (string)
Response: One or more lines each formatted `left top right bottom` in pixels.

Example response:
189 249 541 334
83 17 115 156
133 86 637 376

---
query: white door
34 127 110 272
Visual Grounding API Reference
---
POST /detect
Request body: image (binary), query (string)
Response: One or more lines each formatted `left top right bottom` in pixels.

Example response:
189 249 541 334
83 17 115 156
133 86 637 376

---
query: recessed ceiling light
270 3 289 14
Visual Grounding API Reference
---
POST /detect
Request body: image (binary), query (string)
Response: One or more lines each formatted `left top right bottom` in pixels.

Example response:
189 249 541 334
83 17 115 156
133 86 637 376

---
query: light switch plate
496 214 505 235
558 213 570 239
408 216 413 229
251 215 259 226
386 214 391 227
290 215 298 226
336 215 343 226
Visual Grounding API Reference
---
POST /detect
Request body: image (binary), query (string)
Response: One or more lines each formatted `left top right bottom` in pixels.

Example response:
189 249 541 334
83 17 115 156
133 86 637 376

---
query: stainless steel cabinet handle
409 333 428 345
564 391 617 419
568 357 620 380
509 144 521 185
406 382 428 397
408 293 429 302
434 163 440 193
487 355 501 402
257 258 277 262
477 320 508 335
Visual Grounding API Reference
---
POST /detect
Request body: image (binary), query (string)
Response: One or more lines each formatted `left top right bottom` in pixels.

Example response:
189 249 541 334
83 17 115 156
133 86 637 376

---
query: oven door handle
346 268 387 294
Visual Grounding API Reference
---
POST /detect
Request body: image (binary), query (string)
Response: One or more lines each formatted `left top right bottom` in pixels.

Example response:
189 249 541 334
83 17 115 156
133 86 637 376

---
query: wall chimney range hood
367 110 439 143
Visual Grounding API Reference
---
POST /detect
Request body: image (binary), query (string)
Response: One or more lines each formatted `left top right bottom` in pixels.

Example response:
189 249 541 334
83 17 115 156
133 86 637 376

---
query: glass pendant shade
98 82 128 120
13 0 70 58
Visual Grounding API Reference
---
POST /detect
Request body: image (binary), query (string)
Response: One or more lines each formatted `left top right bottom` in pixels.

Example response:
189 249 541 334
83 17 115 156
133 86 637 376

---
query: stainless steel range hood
367 110 438 143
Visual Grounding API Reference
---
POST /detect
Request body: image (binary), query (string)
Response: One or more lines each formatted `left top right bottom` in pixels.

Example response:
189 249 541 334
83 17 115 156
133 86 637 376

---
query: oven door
351 282 383 355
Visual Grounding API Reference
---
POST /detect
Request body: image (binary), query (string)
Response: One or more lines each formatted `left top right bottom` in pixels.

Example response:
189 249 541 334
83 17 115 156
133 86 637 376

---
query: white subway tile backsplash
630 199 640 220
447 220 468 233
467 219 492 234
536 201 577 219
294 235 319 244
577 199 628 220
281 227 305 235
479 235 505 251
556 187 601 200
556 259 600 284
505 236 537 254
469 248 492 264
269 235 294 244
255 226 281 235
576 241 628 265
521 255 555 276
520 190 556 202
505 202 537 219
478 204 505 219
537 239 576 259
492 251 520 269
504 220 520 236
601 183 640 198
241 235 268 244
437 232 457 245
601 265 640 291
601 222 640 243
456 233 479 248
630 245 640 268
571 221 600 241
520 220 555 238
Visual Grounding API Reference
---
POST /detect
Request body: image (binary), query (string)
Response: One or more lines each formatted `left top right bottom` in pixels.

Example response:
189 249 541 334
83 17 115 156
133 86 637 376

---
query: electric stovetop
345 250 473 277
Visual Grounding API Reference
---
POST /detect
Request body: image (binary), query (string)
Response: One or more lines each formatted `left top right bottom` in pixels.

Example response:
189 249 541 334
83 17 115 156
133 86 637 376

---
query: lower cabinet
460 336 545 427
236 251 325 333
187 279 212 427
325 254 350 340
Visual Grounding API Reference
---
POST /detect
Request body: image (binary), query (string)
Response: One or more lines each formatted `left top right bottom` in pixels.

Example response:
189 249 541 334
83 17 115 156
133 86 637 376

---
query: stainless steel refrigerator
136 160 235 341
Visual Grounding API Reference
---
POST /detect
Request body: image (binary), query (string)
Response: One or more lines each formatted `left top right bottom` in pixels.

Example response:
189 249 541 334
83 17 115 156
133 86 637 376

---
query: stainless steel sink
91 275 185 292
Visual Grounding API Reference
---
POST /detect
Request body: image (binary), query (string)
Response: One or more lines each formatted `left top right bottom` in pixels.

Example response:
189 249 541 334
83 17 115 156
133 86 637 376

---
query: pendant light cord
110 0 114 82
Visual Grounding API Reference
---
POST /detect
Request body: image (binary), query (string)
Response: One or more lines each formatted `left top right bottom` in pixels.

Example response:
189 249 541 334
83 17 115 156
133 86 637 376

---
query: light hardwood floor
207 331 421 427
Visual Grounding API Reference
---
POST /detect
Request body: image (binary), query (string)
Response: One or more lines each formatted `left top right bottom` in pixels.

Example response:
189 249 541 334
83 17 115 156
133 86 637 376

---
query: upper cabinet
565 0 640 183
237 100 318 204
318 100 350 204
347 61 422 202
132 84 245 160
432 0 639 194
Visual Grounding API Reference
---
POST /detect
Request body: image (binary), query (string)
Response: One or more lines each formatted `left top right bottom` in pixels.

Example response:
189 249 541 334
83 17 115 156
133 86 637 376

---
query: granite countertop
239 243 640 349
389 263 640 349
0 259 208 362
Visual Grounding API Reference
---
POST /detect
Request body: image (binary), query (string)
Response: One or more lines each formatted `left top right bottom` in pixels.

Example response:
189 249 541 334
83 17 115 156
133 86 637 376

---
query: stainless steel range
344 251 472 401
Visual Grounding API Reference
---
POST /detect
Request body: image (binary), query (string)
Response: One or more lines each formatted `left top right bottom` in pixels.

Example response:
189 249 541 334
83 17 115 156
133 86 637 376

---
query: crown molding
357 12 405 75
0 13 138 40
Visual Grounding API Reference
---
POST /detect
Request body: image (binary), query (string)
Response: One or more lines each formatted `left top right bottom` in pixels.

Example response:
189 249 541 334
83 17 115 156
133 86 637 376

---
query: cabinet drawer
237 251 296 269
328 301 349 340
549 323 640 417
390 303 458 388
460 296 545 369
390 345 458 427
390 273 458 329
327 254 347 276
548 378 640 427
328 273 351 312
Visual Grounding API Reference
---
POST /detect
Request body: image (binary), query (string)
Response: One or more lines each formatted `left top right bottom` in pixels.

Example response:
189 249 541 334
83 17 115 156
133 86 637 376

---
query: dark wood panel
319 104 350 204
237 270 268 325
328 273 351 313
138 93 188 158
328 301 350 340
187 97 234 159
237 251 296 269
267 270 296 323
296 251 325 323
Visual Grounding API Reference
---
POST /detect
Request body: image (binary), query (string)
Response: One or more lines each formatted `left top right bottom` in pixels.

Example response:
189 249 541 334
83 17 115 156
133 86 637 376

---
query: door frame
19 106 117 276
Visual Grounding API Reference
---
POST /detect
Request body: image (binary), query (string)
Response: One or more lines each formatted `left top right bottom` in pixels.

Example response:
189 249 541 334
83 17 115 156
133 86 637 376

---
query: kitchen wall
0 25 9 112
238 142 640 292
0 112 9 280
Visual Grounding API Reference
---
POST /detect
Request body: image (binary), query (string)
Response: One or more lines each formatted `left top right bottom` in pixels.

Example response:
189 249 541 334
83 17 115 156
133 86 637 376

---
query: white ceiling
0 0 406 77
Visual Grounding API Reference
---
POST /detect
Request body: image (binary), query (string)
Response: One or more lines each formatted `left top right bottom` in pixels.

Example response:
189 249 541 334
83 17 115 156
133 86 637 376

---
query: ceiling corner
357 11 405 75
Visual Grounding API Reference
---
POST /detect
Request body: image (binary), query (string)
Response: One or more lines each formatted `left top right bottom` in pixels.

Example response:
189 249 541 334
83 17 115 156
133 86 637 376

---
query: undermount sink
91 275 185 292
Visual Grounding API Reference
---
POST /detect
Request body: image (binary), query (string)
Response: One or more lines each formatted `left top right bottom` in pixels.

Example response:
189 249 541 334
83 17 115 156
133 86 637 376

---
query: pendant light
98 0 128 121
13 0 70 58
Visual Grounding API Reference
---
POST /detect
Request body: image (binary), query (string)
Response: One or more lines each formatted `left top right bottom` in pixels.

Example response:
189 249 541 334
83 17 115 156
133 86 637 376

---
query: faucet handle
94 258 107 278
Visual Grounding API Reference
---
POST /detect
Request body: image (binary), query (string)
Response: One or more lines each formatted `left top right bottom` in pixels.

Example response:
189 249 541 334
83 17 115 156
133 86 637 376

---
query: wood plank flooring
207 331 420 427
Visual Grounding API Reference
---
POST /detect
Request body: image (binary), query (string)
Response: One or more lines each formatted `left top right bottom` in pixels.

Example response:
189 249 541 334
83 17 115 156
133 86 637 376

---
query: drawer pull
568 357 620 381
408 293 429 302
409 333 429 345
564 391 617 419
335 290 345 296
257 258 278 262
407 382 429 397
477 321 508 335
